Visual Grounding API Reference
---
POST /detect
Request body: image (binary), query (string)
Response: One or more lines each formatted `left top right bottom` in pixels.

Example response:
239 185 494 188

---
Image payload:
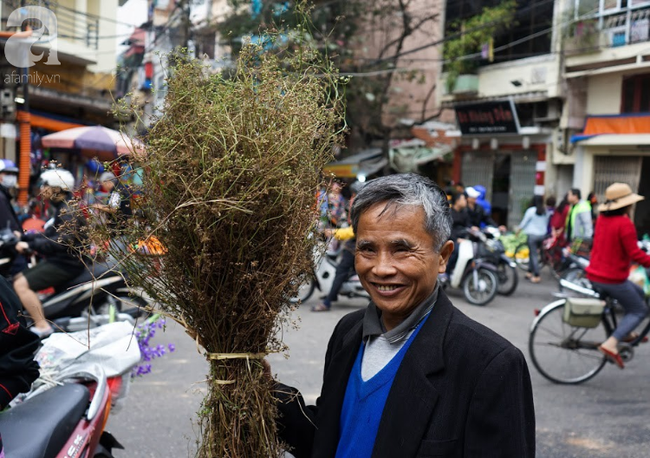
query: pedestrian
92 171 133 230
0 160 27 275
565 188 593 254
474 184 492 216
518 195 550 284
587 191 598 223
92 170 134 260
312 181 364 312
586 183 650 369
466 186 506 231
550 194 570 241
273 173 535 458
445 190 474 277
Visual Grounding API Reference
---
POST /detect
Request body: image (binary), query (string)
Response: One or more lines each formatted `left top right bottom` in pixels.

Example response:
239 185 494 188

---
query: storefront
453 100 551 229
571 116 650 236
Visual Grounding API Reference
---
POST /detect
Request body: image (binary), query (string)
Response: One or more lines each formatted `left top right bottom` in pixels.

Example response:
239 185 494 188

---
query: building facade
563 0 650 235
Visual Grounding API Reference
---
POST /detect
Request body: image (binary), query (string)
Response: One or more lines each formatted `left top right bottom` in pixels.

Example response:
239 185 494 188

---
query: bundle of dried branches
98 35 344 457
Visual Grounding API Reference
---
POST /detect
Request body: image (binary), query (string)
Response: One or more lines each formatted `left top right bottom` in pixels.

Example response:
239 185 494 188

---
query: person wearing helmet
0 159 26 275
13 168 87 338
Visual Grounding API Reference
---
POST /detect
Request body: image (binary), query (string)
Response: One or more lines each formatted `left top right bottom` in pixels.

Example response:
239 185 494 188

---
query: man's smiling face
355 202 453 330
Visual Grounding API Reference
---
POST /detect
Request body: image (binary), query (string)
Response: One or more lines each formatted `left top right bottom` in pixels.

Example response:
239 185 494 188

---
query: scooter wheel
462 267 498 306
289 280 315 304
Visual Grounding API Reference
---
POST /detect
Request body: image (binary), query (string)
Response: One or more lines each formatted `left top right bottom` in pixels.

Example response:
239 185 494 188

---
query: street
108 270 650 457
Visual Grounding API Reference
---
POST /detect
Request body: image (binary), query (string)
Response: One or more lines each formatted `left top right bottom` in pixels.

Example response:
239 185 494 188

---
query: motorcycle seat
54 262 114 294
0 383 89 458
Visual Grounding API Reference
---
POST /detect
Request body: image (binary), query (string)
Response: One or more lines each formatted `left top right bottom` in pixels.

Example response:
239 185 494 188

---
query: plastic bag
629 265 650 297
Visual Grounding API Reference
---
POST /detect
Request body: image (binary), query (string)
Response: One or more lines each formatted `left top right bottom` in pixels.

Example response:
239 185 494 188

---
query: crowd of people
1 166 648 455
0 161 135 338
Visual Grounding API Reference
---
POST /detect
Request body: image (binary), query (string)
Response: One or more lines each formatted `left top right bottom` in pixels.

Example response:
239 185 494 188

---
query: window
444 0 554 66
621 74 650 113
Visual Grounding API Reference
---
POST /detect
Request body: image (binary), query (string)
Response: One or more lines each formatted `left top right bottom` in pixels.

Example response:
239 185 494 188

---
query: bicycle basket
563 298 606 328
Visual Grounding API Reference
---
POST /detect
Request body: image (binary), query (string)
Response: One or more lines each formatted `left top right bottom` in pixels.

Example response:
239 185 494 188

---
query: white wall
586 73 622 115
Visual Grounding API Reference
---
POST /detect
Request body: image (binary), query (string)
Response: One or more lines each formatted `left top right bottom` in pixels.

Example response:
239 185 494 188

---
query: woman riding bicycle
586 183 650 369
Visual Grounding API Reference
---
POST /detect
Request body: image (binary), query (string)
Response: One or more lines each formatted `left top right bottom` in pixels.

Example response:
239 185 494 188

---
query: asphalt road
107 270 650 457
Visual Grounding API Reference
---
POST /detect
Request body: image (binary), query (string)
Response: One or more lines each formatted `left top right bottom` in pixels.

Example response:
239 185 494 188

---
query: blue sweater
335 317 427 458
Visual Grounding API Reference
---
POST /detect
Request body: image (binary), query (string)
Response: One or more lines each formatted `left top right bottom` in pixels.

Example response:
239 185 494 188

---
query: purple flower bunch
132 314 175 378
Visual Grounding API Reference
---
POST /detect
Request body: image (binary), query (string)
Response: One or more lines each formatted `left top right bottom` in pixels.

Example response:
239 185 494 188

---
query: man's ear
437 240 454 273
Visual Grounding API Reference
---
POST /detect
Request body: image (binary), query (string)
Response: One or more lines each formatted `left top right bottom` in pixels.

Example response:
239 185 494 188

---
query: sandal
311 303 330 312
622 332 649 344
598 345 625 369
525 272 533 279
530 276 541 284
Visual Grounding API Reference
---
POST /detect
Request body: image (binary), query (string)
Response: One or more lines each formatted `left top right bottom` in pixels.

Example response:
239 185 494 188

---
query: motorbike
439 229 500 306
291 240 369 304
481 227 519 296
0 228 150 332
0 321 141 457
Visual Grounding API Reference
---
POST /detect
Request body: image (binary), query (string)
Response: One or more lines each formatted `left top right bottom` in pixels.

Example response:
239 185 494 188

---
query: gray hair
351 173 452 252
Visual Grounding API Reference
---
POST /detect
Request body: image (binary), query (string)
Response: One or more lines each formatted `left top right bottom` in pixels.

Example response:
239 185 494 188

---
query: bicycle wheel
496 261 518 296
513 243 530 272
529 300 607 384
289 279 315 304
462 267 498 306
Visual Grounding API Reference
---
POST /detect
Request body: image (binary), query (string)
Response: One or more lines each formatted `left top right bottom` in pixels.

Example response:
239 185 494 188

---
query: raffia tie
207 352 268 385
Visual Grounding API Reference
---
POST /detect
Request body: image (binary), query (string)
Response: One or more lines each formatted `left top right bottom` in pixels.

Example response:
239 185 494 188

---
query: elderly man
275 173 535 458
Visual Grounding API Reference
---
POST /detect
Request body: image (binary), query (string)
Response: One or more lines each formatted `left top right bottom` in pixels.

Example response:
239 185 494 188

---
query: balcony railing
1 0 99 50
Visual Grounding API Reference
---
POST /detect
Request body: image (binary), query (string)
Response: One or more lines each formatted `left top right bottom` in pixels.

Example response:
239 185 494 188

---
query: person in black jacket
0 160 27 276
0 274 40 453
273 174 535 458
445 191 476 276
13 169 87 338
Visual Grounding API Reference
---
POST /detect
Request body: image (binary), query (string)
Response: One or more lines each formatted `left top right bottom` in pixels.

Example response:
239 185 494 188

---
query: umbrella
41 126 145 161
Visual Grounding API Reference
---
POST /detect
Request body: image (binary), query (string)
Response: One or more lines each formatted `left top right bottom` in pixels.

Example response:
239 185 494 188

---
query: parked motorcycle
0 229 150 332
291 241 369 304
480 227 519 296
0 321 141 457
39 261 151 333
440 230 499 306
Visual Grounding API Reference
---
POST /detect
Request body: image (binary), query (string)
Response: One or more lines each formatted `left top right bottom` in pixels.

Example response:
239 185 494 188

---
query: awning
323 148 387 178
30 114 85 132
571 134 650 146
571 114 650 143
389 143 452 173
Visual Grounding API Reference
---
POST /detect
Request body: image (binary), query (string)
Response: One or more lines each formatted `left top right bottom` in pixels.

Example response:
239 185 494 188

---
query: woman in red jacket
586 183 650 369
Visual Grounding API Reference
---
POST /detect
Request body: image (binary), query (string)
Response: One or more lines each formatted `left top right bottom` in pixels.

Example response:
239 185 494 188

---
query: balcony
439 54 562 106
1 1 100 66
564 4 650 73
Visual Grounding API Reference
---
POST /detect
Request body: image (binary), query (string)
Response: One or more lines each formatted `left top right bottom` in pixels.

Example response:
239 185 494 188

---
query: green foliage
443 1 517 92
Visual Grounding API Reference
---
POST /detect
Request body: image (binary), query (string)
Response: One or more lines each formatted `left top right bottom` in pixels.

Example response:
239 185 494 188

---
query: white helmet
40 168 75 192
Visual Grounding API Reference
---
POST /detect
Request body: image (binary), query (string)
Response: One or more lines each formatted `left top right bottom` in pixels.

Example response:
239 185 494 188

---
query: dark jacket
22 195 86 270
467 203 497 228
0 276 40 409
450 208 471 241
276 291 536 458
0 185 20 233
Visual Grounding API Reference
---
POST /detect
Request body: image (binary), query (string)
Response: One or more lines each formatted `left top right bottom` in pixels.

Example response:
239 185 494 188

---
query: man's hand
15 241 29 254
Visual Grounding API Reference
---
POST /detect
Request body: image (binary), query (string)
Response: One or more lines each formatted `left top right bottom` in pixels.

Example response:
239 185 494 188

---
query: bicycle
514 235 584 279
528 278 650 384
